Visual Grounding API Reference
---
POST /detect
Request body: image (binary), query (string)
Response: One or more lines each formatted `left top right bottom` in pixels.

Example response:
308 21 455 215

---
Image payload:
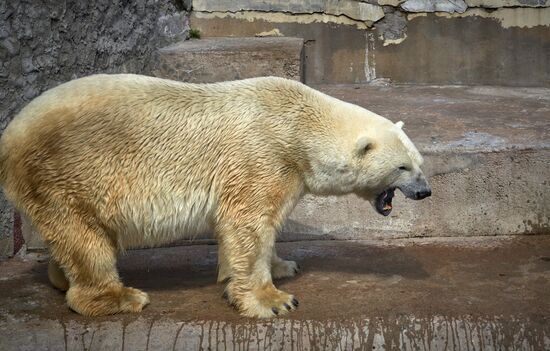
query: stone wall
0 0 190 256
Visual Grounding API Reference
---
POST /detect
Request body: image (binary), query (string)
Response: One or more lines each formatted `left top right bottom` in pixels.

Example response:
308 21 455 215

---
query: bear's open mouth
375 188 395 216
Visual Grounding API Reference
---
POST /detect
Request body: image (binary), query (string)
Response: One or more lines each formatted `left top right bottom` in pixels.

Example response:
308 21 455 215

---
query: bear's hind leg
48 258 69 291
39 213 149 316
217 244 231 283
271 249 300 280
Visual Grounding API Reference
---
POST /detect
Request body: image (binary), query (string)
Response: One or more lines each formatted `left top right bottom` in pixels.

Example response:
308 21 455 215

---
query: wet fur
0 74 423 317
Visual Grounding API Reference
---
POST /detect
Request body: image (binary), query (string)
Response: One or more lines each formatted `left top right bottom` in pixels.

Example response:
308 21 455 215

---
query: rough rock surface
374 10 408 41
193 0 385 22
401 0 468 13
0 0 189 256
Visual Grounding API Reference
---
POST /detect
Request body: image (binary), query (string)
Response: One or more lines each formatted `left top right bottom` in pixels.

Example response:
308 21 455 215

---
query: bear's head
352 120 431 216
303 114 431 217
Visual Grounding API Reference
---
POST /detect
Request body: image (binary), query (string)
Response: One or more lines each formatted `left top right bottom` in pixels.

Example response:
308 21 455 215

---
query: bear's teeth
383 204 392 211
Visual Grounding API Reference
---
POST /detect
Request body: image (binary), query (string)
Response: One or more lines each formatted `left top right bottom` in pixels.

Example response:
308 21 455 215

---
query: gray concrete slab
1 236 550 350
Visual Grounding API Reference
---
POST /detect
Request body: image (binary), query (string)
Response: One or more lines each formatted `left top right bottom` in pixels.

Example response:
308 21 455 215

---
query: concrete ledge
1 236 549 350
151 37 304 83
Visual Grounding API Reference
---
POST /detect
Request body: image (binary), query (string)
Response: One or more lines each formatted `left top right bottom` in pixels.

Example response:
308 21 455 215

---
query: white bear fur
0 74 424 318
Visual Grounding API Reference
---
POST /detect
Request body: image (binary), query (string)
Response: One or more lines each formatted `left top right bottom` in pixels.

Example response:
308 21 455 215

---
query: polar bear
0 74 431 318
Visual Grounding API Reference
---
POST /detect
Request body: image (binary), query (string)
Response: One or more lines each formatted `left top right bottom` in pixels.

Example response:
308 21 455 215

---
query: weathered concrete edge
157 36 305 54
191 4 550 31
1 313 548 351
150 37 304 84
192 0 385 22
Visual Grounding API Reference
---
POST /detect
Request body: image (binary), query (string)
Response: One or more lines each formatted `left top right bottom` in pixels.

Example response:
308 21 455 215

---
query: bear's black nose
415 189 432 200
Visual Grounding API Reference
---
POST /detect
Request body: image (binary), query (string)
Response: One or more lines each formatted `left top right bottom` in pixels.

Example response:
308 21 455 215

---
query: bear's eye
398 166 409 171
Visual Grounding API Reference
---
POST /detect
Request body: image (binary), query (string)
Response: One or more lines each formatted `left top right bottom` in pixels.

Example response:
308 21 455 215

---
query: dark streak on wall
373 14 550 86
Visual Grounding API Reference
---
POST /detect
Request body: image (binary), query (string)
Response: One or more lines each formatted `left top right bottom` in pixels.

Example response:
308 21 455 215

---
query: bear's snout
398 175 431 201
414 188 432 200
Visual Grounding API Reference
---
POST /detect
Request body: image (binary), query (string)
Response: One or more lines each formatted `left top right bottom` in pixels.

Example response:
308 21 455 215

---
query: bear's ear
355 136 373 156
395 121 404 129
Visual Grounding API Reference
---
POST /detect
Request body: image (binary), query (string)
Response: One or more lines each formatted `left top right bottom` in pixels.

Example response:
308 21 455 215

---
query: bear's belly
112 191 216 249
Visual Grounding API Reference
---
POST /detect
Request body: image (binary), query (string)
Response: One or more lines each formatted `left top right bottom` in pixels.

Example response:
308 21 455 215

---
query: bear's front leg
217 221 299 318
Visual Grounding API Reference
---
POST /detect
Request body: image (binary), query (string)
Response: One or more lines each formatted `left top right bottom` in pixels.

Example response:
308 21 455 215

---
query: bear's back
0 74 309 212
0 74 320 246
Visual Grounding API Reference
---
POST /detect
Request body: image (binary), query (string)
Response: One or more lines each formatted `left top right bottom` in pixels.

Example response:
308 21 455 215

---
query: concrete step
18 84 550 250
1 236 549 350
151 37 304 83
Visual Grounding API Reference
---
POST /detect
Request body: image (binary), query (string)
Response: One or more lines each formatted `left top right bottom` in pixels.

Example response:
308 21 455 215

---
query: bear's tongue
376 189 395 216
383 194 392 211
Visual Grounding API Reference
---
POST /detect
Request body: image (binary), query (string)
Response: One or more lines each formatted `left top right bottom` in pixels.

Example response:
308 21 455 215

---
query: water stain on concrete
1 236 550 350
2 314 549 350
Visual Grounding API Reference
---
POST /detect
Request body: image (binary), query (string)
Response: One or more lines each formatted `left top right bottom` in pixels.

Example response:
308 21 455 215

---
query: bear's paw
271 259 300 279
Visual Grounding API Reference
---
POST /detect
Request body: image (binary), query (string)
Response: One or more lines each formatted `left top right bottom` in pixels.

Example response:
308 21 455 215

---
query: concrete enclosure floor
1 236 550 350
